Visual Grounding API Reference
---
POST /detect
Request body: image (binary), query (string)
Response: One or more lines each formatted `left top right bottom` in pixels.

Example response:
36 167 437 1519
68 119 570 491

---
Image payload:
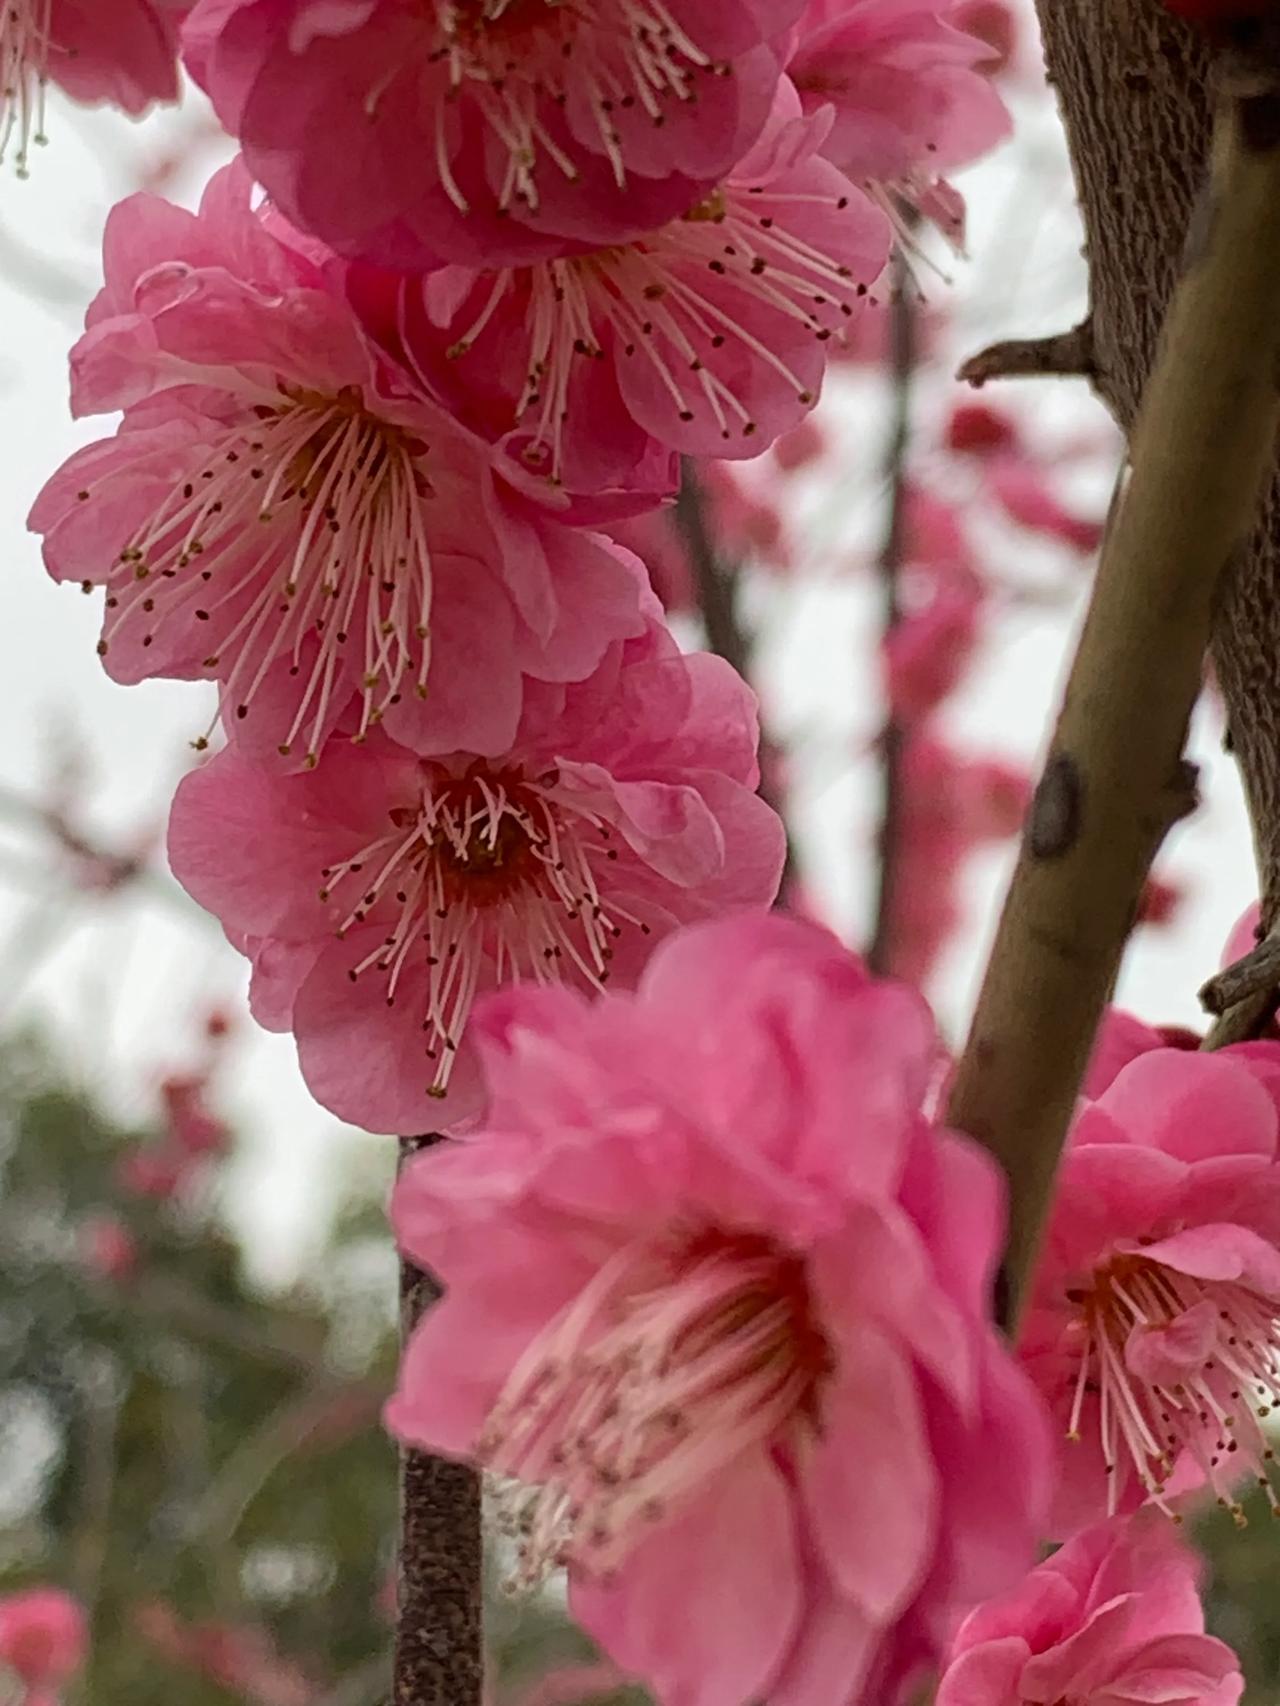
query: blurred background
0 2 1269 1702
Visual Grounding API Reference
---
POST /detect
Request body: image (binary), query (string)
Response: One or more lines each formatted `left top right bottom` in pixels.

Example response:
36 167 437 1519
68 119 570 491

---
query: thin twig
184 1380 383 1552
958 319 1096 388
946 90 1280 1324
394 1135 484 1706
675 461 752 680
867 248 916 977
675 460 796 897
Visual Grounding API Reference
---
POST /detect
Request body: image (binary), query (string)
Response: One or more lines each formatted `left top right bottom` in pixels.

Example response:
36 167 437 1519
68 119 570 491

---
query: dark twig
676 460 752 679
394 1135 484 1706
676 459 796 898
867 248 917 977
958 319 1096 389
1201 920 1280 1045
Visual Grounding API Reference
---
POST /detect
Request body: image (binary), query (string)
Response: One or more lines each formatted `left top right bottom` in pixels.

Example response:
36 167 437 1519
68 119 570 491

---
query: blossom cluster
18 2 1267 1705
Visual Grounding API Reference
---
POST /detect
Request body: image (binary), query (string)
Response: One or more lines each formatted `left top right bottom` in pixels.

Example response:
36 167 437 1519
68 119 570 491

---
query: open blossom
29 162 645 771
0 1589 87 1702
938 1517 1242 1706
1 1 187 177
1020 1043 1280 1535
787 0 1009 223
168 617 785 1131
182 0 804 269
388 914 1050 1706
351 86 890 496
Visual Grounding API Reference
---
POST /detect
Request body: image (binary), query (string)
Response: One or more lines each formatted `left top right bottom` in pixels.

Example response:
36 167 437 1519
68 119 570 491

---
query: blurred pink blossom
79 1214 139 1283
134 1601 311 1706
0 1589 87 1701
1 0 188 177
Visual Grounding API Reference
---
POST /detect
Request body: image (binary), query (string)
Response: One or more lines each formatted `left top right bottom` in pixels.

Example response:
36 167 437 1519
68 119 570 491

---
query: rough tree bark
1035 3 1280 923
394 1136 484 1706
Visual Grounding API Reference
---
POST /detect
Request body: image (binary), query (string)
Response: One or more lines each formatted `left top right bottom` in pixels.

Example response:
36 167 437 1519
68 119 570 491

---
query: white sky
0 33 1260 1282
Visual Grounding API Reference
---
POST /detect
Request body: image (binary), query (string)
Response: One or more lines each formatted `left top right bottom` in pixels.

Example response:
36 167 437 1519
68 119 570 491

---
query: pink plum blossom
167 616 785 1132
30 162 646 772
182 0 804 269
1 1 188 177
884 737 1029 987
1020 1041 1280 1534
0 1589 87 1701
986 455 1105 556
884 562 983 724
953 0 1017 73
387 914 1051 1706
788 0 1010 220
945 400 1021 458
938 1516 1242 1706
1083 1011 1194 1100
349 86 890 494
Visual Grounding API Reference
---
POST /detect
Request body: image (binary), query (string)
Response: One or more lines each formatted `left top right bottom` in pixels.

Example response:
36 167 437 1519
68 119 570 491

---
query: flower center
479 1232 828 1587
1065 1252 1280 1524
442 182 861 481
319 765 650 1096
1 0 51 175
424 0 723 215
84 384 432 767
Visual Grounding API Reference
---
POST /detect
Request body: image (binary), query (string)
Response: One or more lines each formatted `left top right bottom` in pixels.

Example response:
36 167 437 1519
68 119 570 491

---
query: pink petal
799 1324 938 1621
570 1450 801 1706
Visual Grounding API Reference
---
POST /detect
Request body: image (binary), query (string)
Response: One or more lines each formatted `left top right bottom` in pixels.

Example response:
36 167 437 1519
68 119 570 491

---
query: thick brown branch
958 319 1095 388
1034 2 1280 932
394 1136 484 1706
946 91 1280 1321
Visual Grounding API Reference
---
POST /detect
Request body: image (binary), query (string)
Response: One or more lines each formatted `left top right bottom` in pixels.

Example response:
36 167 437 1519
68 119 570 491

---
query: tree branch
946 86 1280 1323
676 460 796 899
394 1135 484 1706
867 247 916 977
958 319 1096 388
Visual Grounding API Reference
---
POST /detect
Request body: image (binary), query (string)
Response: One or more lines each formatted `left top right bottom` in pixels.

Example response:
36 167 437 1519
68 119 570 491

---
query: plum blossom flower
388 914 1051 1706
1 0 188 177
1020 1043 1280 1534
182 0 804 268
787 0 1010 229
167 617 785 1131
0 1589 87 1705
30 162 645 771
349 86 889 490
938 1516 1242 1706
882 737 1029 987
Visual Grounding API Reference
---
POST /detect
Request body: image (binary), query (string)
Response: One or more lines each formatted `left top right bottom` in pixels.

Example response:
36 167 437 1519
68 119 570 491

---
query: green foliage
0 1035 642 1706
0 1035 398 1705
